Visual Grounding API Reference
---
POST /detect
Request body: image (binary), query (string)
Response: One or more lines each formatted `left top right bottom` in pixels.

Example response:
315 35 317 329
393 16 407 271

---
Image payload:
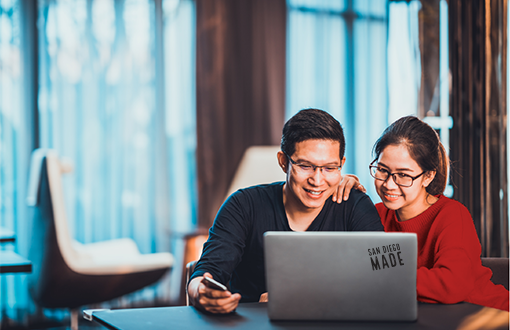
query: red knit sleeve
415 204 478 304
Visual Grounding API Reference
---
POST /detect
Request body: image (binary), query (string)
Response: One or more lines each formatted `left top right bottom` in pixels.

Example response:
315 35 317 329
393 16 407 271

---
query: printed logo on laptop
368 244 404 271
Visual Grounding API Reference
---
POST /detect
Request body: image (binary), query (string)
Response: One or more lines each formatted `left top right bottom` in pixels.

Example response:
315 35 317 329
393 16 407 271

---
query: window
286 0 388 202
388 0 452 196
0 0 33 315
0 0 196 320
287 0 452 201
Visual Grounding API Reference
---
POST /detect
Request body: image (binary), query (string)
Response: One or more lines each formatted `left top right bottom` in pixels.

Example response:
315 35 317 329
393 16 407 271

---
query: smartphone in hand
203 276 228 291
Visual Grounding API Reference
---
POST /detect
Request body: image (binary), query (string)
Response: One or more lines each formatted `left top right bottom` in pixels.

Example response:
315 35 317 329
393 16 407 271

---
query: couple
188 109 509 313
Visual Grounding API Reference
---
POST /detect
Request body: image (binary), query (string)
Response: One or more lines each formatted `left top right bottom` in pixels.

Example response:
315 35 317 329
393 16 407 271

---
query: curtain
388 0 453 197
449 0 508 257
195 0 287 227
286 0 388 203
387 1 421 123
0 0 198 318
0 0 36 321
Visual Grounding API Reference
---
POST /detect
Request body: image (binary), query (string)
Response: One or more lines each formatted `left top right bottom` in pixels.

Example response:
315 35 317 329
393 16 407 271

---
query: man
188 109 383 313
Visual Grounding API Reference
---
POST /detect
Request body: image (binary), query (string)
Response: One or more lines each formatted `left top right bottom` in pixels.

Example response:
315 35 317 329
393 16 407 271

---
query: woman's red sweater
376 195 509 311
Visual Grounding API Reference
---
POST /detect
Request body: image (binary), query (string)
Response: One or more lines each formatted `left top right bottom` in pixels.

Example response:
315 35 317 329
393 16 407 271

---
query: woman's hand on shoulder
332 174 366 204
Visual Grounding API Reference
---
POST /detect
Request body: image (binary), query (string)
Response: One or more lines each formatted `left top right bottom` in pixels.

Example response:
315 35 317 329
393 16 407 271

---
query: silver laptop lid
264 231 417 321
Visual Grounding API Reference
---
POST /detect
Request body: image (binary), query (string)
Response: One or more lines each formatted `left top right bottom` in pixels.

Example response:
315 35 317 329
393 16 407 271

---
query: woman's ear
277 151 288 173
423 170 436 188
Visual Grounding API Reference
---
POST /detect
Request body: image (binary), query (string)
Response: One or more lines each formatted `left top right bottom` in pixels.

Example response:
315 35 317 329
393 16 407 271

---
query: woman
369 116 508 311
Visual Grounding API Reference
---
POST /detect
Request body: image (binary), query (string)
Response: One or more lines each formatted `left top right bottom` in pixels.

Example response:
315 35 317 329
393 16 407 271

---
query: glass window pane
163 0 197 233
387 1 421 122
286 10 347 124
0 0 22 232
353 18 388 196
39 0 160 245
37 0 197 305
0 0 33 317
286 0 389 202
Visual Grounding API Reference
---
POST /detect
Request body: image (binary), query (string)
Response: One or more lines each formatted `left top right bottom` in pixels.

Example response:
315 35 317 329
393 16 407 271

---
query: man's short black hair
281 108 345 159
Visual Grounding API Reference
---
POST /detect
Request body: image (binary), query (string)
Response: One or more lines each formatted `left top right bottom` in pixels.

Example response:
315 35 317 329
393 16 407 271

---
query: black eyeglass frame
284 152 342 173
369 160 425 187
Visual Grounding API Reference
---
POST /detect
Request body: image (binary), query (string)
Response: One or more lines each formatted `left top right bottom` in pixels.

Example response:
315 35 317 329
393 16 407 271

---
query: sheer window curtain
387 0 453 197
387 1 421 123
33 0 195 309
286 0 388 203
0 0 35 320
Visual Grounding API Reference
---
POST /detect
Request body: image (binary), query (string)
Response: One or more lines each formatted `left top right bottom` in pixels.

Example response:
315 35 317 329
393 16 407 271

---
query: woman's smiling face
374 144 434 221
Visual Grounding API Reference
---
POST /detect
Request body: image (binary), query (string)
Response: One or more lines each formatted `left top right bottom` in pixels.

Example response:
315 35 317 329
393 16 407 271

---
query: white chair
26 149 173 329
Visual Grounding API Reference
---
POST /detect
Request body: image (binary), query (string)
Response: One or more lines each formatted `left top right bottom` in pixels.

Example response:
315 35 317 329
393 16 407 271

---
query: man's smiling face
282 139 345 211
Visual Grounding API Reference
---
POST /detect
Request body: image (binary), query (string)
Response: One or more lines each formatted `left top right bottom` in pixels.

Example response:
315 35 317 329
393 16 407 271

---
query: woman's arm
414 207 479 304
416 246 474 304
332 174 366 203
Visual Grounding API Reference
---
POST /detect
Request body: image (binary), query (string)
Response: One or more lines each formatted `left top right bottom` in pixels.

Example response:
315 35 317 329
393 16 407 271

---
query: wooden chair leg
71 308 79 330
179 232 208 305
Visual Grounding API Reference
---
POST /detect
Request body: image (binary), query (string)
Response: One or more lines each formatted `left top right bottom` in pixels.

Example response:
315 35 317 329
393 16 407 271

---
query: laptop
264 231 417 321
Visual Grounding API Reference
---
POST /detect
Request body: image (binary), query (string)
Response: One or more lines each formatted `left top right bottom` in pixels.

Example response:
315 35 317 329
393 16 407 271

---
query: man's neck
282 184 324 231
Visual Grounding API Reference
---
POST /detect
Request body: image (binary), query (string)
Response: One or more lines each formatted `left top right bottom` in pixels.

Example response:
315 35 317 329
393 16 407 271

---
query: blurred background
0 0 508 327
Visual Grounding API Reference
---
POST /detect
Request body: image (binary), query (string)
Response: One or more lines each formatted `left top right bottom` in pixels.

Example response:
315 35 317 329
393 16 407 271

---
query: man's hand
332 174 366 203
188 273 241 314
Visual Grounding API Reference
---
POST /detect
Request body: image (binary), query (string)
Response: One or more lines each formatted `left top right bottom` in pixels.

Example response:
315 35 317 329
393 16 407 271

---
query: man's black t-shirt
191 182 383 302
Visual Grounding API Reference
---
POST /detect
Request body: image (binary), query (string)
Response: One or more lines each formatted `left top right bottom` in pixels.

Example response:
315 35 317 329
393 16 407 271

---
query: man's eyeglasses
369 160 425 187
285 153 342 176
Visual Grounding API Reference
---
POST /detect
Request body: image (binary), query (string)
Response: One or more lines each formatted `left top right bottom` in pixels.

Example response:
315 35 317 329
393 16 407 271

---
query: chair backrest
179 232 208 306
185 260 198 306
27 150 81 270
481 257 509 290
26 149 80 307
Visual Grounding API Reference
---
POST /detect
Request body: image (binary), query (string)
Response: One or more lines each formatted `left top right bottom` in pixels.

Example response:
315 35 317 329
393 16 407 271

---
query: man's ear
277 151 288 173
423 170 436 188
341 157 346 168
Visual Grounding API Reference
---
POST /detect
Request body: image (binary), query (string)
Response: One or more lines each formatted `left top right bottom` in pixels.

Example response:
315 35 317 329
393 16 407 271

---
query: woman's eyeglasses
369 160 425 187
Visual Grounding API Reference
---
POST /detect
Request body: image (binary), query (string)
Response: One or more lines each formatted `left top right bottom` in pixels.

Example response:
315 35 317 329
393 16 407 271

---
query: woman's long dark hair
373 116 449 195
